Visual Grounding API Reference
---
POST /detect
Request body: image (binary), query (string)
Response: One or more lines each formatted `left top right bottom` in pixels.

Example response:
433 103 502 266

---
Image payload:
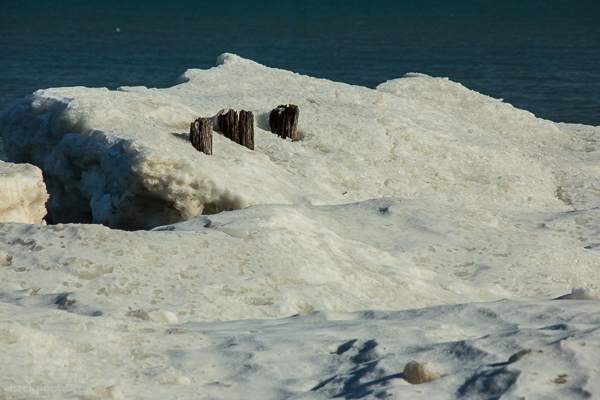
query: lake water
1 0 598 125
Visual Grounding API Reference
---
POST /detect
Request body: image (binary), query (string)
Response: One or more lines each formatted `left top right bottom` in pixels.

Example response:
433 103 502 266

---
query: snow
1 54 600 398
0 161 48 224
2 298 600 399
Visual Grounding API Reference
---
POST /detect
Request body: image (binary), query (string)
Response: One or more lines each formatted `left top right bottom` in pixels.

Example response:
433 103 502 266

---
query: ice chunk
403 361 441 384
0 161 48 224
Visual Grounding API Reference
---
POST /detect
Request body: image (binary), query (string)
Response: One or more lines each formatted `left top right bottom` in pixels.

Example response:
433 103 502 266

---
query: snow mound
0 53 579 230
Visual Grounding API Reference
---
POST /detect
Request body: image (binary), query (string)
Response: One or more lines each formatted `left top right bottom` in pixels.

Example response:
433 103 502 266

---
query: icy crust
0 161 48 224
2 299 600 399
0 53 580 229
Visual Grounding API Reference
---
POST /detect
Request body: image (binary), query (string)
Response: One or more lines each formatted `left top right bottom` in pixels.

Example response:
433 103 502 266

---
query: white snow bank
0 53 586 229
0 161 48 224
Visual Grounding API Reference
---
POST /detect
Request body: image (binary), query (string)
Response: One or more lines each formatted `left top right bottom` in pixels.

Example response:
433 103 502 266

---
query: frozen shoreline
1 54 591 229
1 55 600 399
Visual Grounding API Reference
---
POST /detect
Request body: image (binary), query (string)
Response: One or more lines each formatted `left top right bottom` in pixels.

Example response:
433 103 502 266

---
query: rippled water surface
1 0 598 125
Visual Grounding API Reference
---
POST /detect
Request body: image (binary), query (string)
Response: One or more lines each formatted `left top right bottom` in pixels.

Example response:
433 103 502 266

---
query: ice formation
2 53 597 230
0 161 48 224
1 54 600 399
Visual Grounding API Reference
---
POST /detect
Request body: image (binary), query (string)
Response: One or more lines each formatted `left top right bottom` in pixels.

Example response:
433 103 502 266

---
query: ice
1 54 600 398
1 53 593 230
403 361 441 384
556 285 600 300
0 161 48 224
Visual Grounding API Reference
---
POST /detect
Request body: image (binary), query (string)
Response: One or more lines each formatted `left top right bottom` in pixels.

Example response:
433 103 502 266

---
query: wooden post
238 110 254 150
190 117 212 155
269 104 299 141
217 109 239 143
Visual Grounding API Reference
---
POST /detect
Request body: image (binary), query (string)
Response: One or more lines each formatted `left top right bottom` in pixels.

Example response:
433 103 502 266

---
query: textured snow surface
0 161 48 224
2 299 600 399
1 54 600 399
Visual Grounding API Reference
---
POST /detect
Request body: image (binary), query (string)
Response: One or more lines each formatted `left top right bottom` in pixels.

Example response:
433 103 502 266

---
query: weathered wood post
269 104 299 141
190 117 212 155
217 109 239 143
238 110 254 150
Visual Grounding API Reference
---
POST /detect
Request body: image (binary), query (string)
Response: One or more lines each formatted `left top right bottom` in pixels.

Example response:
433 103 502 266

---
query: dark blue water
1 1 599 125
